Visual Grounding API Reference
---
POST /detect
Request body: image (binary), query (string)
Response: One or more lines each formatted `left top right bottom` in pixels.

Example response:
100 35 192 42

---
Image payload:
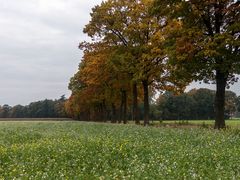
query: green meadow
159 119 240 127
0 121 240 179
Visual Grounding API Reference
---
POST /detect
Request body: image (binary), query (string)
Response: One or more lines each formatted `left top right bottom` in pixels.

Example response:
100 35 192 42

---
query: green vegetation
67 0 240 129
0 118 72 122
0 96 67 118
1 121 240 179
156 89 239 120
158 119 240 127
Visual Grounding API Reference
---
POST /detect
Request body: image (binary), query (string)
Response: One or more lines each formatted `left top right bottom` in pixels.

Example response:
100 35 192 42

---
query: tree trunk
142 80 149 126
119 90 127 123
118 104 122 124
102 100 107 122
214 70 227 129
111 103 117 123
132 82 140 124
87 110 91 121
98 105 102 122
119 92 123 124
123 90 127 124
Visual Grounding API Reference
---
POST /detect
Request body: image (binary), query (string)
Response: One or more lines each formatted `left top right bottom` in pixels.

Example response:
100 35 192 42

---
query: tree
83 0 144 124
0 98 67 119
236 96 240 117
66 41 133 122
10 105 26 118
153 0 240 129
237 96 240 112
188 89 215 120
54 95 67 118
156 88 237 120
225 91 238 118
157 92 196 120
0 104 12 118
83 0 182 125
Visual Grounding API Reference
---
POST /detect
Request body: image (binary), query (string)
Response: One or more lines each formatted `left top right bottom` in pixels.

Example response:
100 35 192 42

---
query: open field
127 119 240 128
158 119 240 128
0 118 73 121
0 121 240 179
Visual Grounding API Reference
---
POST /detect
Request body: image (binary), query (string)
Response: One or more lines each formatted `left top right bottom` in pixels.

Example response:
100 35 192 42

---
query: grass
150 119 240 128
0 121 240 179
0 118 72 121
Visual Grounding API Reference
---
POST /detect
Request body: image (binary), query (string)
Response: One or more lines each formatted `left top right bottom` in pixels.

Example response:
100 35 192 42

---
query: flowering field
0 121 240 179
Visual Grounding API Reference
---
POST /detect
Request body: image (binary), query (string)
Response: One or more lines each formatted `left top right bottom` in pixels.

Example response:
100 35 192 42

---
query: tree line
155 88 240 120
66 0 240 129
0 96 67 118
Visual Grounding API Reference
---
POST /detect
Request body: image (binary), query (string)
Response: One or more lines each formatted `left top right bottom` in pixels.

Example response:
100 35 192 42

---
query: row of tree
0 96 67 118
155 88 240 120
66 0 240 129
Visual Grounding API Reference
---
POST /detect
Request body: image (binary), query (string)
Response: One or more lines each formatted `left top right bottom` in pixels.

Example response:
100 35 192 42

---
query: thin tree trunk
118 105 122 124
132 82 140 124
102 100 107 122
214 70 227 129
119 90 127 123
99 104 103 122
97 104 103 122
142 80 149 126
87 110 90 121
111 103 117 123
123 90 127 124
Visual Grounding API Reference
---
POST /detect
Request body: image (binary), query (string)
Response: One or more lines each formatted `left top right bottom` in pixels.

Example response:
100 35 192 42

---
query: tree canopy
153 0 240 128
67 0 240 128
0 96 67 119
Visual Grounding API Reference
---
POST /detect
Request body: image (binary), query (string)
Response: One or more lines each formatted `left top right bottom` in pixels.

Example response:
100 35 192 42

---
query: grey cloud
0 0 102 105
187 80 240 96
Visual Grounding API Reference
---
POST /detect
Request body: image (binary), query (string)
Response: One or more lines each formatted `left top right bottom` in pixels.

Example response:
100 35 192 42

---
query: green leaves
155 0 240 79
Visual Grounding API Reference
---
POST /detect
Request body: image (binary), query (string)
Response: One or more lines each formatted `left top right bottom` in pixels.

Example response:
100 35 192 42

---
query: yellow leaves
166 19 183 34
175 36 196 62
177 40 193 54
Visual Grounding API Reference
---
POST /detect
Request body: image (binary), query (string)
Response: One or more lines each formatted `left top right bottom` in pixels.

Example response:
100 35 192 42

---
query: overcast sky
0 0 102 106
0 0 239 106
